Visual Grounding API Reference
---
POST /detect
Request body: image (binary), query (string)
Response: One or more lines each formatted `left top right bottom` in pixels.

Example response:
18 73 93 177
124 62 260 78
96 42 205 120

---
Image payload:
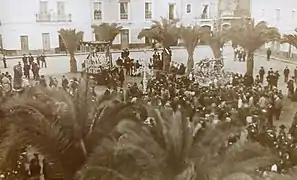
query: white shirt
238 98 243 109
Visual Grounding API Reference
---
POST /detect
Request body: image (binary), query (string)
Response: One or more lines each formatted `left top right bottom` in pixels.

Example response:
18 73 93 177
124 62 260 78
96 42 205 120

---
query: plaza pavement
1 45 297 128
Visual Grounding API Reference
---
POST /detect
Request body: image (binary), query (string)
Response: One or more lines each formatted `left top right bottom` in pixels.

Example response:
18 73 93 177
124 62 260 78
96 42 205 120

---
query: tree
92 23 123 45
138 18 179 72
58 28 84 73
79 108 277 180
0 80 138 179
179 26 206 74
230 20 280 76
202 28 231 59
281 28 297 58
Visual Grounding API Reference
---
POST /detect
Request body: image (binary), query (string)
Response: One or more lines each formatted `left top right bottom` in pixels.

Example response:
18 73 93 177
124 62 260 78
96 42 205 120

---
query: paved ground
1 45 296 128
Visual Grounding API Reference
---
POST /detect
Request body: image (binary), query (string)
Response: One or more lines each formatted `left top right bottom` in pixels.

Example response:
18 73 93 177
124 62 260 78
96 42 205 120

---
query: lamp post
142 50 148 93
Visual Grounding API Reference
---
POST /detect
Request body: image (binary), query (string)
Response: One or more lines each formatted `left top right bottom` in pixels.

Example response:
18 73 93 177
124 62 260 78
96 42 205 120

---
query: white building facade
0 0 223 54
251 0 297 54
0 0 93 55
91 0 220 48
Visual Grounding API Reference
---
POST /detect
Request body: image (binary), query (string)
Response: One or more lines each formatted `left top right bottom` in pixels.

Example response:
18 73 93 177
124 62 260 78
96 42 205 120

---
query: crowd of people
115 66 297 174
2 47 297 177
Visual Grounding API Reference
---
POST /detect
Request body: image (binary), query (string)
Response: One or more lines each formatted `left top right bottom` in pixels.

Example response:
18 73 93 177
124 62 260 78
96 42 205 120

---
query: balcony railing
120 13 128 20
93 10 102 20
36 13 72 22
145 11 152 19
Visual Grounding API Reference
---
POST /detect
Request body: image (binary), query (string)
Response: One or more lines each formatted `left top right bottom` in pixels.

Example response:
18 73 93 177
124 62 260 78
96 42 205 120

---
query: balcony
36 13 72 23
145 11 152 19
93 10 102 20
120 13 128 20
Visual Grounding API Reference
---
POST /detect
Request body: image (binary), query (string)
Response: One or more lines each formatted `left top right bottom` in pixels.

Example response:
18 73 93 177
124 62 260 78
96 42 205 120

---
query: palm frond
92 23 122 43
139 18 179 48
179 25 205 53
281 31 297 49
1 81 138 179
0 125 28 172
229 21 280 53
58 28 83 54
218 142 278 178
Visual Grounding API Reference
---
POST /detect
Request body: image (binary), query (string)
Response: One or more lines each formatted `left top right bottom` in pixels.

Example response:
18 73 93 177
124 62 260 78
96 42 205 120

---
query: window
201 4 209 19
276 8 280 20
145 2 152 19
120 2 128 20
20 36 29 51
169 4 175 20
39 1 48 14
292 10 296 21
93 1 102 20
57 1 65 14
261 9 265 17
186 4 191 13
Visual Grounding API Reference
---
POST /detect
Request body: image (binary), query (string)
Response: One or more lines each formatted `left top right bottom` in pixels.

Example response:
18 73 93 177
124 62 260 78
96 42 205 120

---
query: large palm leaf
230 20 280 75
80 107 276 180
58 28 83 72
201 27 231 58
138 17 179 48
58 28 83 55
92 23 123 44
281 28 297 49
0 79 137 179
231 21 280 53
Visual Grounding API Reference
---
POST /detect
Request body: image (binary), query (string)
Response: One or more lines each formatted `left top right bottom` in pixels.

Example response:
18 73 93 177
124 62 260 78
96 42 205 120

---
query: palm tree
203 30 231 59
0 80 138 179
230 20 280 76
281 28 297 58
179 25 206 74
138 18 179 72
58 28 84 73
79 108 278 180
92 23 123 45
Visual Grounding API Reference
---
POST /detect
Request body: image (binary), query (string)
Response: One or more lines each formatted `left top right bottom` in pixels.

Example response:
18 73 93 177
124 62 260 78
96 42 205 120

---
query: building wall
92 0 183 45
0 0 223 52
0 0 92 53
251 0 297 54
180 0 218 28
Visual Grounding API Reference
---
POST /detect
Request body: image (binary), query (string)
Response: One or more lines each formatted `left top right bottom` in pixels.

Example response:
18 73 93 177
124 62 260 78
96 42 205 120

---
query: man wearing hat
274 94 282 121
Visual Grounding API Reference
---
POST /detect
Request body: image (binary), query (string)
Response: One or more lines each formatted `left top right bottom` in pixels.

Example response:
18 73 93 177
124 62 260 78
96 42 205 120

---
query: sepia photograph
0 0 297 179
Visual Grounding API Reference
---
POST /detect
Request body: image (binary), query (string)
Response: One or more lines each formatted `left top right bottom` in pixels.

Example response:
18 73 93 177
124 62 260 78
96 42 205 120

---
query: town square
2 0 297 180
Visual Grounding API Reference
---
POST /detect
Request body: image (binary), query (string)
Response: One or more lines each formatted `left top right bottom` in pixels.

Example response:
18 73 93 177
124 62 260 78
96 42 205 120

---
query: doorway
42 33 51 51
20 36 29 51
120 29 129 49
